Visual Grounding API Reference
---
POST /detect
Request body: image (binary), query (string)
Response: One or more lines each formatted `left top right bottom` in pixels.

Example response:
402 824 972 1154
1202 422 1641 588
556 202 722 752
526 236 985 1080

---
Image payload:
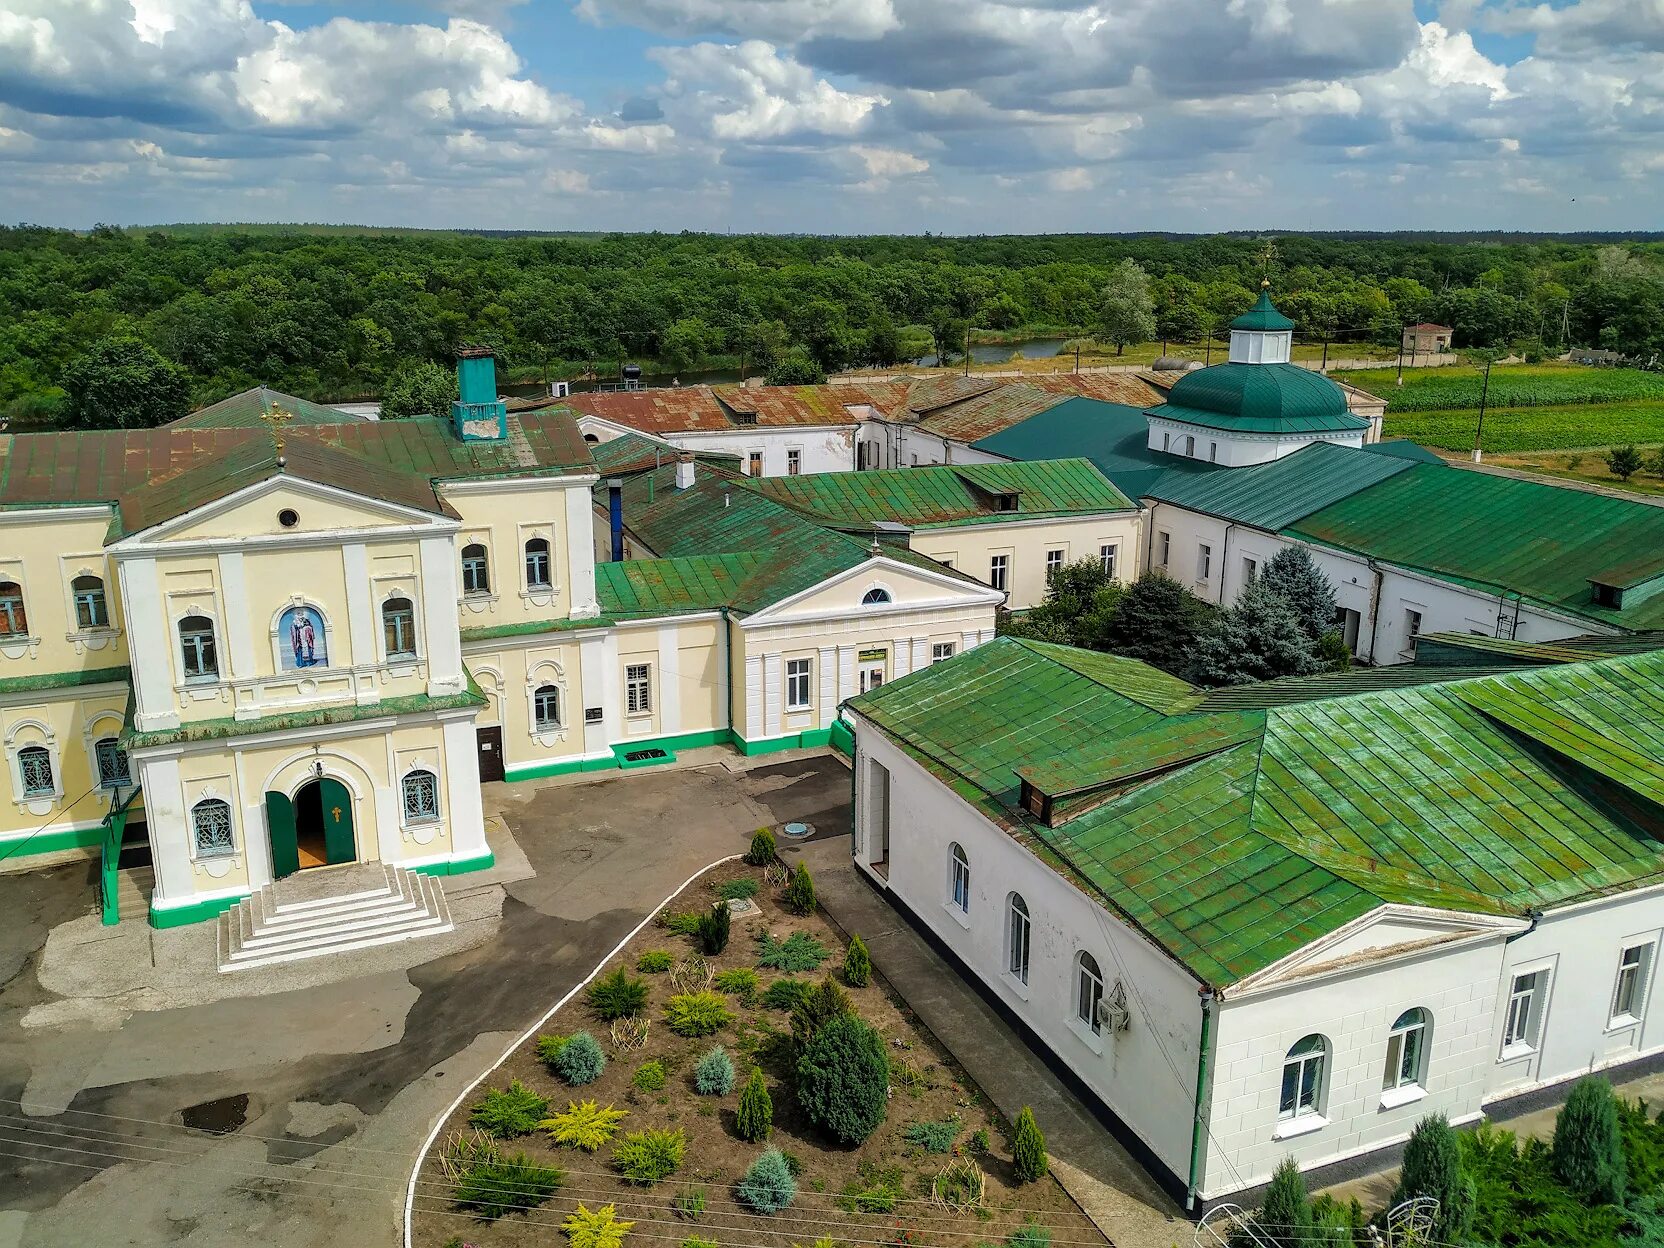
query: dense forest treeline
3 224 1663 424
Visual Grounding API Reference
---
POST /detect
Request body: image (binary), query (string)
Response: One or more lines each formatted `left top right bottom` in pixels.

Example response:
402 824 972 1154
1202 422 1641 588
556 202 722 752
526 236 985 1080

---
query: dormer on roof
1228 282 1296 365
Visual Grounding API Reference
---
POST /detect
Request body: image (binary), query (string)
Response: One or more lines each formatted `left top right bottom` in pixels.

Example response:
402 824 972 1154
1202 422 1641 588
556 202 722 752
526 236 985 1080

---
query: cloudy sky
0 0 1656 233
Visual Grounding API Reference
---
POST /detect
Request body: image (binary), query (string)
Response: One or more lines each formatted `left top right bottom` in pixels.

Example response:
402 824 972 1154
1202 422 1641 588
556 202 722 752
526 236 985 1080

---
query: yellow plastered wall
911 513 1144 610
155 484 418 543
673 619 725 734
0 687 136 841
0 510 131 684
446 484 582 629
464 640 588 770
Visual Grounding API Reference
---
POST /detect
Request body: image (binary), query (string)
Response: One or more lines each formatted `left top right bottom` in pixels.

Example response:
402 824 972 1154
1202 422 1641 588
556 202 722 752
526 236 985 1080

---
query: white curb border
402 854 742 1248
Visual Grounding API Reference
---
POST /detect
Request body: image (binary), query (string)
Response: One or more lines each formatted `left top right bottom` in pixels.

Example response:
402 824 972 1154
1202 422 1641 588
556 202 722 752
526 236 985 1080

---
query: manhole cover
726 898 759 917
781 821 812 839
180 1092 250 1135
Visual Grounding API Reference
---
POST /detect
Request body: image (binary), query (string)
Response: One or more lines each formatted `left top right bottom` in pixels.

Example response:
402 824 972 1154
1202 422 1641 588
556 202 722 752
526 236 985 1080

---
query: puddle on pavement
179 1092 250 1135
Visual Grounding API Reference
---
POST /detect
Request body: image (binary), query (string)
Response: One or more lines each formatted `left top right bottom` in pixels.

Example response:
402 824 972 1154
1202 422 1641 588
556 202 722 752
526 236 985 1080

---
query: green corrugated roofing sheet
1413 632 1664 667
1288 463 1664 631
750 458 1134 528
969 398 1219 499
168 387 362 430
1190 663 1518 710
850 639 1664 986
1144 441 1418 530
595 554 763 618
1231 290 1297 332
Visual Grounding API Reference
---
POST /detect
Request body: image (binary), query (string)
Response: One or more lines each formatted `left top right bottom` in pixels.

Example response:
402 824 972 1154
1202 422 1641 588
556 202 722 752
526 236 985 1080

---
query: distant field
1386 400 1664 453
1339 364 1664 412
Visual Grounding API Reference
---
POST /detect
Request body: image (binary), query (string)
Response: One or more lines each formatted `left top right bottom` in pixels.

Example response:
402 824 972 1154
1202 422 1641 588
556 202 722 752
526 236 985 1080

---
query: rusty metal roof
850 637 1664 986
167 386 366 430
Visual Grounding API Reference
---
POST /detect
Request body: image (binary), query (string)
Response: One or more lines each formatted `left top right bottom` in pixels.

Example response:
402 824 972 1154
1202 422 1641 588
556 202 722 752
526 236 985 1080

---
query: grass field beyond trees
1385 401 1664 453
1340 363 1664 411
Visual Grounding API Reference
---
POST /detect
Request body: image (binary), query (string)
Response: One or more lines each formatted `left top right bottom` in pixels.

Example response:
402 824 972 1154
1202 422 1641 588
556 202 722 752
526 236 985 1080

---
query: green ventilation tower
452 347 507 441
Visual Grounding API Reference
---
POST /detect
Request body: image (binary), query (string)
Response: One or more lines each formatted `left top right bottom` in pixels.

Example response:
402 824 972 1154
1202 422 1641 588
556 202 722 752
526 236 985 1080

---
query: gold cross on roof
261 403 294 453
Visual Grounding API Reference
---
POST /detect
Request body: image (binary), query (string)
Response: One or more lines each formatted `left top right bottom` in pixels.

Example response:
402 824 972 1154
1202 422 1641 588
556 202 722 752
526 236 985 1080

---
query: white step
218 864 453 973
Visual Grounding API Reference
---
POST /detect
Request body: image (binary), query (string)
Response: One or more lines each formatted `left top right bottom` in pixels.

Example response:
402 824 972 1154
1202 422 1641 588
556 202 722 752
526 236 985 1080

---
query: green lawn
1337 363 1664 412
1385 400 1664 453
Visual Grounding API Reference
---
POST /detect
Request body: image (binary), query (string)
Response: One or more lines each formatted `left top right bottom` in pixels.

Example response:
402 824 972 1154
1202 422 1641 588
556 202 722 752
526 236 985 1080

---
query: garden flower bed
410 850 1107 1248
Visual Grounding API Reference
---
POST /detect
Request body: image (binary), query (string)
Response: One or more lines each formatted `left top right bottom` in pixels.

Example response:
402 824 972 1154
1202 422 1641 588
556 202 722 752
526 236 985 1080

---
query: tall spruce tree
1190 578 1322 685
1259 1157 1312 1248
1390 1114 1475 1243
1257 548 1337 643
1551 1077 1627 1205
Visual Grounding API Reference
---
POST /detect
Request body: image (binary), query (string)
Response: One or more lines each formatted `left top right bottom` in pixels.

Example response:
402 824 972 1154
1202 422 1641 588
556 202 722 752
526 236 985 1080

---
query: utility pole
1074 340 1081 373
1395 325 1407 387
1471 356 1494 463
963 325 970 377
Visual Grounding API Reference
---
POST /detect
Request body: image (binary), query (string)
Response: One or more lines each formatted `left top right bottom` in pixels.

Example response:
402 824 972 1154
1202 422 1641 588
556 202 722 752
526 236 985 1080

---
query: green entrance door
266 790 299 880
319 776 356 866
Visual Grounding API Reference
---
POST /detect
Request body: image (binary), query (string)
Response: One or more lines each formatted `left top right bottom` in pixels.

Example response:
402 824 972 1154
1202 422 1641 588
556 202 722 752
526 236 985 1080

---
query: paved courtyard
0 750 848 1248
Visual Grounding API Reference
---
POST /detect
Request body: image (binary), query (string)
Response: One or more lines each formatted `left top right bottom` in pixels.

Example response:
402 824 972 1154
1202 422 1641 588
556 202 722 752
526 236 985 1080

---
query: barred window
626 664 652 715
94 737 130 790
191 799 234 858
18 746 53 796
402 770 439 823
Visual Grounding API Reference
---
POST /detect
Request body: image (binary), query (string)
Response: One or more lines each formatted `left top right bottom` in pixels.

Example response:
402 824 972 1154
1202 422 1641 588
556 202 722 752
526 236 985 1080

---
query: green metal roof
1155 363 1369 435
849 639 1664 986
595 553 763 618
969 398 1218 499
1144 441 1419 530
1413 631 1664 667
1287 463 1664 631
1230 289 1296 332
749 458 1135 529
1189 663 1519 710
168 387 363 430
0 664 131 697
1362 439 1444 464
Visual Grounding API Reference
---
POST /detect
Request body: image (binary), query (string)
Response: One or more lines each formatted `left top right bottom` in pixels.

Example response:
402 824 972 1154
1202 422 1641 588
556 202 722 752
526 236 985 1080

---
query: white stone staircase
217 862 453 972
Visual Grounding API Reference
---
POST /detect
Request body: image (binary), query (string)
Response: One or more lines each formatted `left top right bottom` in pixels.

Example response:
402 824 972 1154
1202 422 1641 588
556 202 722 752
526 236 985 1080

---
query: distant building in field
1401 323 1453 354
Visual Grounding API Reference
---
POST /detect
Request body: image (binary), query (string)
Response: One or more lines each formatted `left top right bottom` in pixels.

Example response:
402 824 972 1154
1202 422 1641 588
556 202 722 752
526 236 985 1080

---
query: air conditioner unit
1096 980 1132 1033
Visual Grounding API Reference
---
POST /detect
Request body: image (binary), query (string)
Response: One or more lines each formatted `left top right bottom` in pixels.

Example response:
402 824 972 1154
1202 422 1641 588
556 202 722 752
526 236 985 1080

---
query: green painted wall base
409 848 496 878
1 824 106 862
150 892 247 929
506 727 834 783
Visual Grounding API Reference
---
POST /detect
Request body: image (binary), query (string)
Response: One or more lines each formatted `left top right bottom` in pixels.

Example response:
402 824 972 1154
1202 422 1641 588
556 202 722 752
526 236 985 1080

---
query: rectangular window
73 581 109 630
786 449 801 476
1158 531 1171 567
1045 549 1064 580
625 663 652 715
1008 900 1031 985
0 582 26 636
785 658 812 709
1197 543 1213 582
1209 441 1218 463
18 747 54 797
462 553 490 596
1612 943 1653 1025
1100 544 1118 579
989 554 1009 592
1503 970 1542 1052
94 739 130 790
1406 608 1423 639
1243 557 1258 583
383 602 416 659
747 451 763 477
931 642 955 664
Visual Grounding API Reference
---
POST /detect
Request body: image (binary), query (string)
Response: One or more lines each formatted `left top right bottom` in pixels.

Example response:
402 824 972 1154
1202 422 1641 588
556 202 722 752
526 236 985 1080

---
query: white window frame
381 594 419 662
1610 941 1655 1029
178 613 220 683
1276 1034 1329 1135
948 843 970 916
400 769 440 826
524 537 553 590
786 448 802 476
746 449 764 477
785 658 813 710
931 642 955 664
1197 543 1212 582
625 663 653 717
989 554 1009 592
1381 1007 1430 1106
1501 967 1549 1058
1100 544 1117 579
1006 892 1031 989
1075 951 1105 1036
533 683 563 731
1184 435 1196 457
190 798 236 860
1158 531 1171 567
1243 557 1258 584
1045 549 1065 581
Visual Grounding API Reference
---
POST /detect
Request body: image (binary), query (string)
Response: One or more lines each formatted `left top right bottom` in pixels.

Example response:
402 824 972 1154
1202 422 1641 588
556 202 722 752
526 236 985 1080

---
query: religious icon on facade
278 605 327 669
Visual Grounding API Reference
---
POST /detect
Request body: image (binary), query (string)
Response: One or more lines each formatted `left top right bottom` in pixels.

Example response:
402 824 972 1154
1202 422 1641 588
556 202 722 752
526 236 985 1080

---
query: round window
278 509 299 528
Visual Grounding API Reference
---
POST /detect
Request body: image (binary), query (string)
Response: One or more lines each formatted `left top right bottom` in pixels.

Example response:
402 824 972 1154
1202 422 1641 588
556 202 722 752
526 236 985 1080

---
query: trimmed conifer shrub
694 1046 735 1096
790 976 853 1057
1552 1077 1628 1205
745 827 777 865
696 900 731 956
470 1081 550 1139
1259 1157 1310 1248
783 862 817 915
737 1148 797 1215
1391 1113 1475 1243
587 968 649 1020
796 1013 889 1146
843 934 872 987
1012 1106 1047 1183
735 1067 773 1142
555 1031 606 1086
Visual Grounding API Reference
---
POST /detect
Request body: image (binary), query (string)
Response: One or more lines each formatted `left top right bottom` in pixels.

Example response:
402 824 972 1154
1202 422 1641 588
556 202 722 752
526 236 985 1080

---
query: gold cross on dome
261 403 294 452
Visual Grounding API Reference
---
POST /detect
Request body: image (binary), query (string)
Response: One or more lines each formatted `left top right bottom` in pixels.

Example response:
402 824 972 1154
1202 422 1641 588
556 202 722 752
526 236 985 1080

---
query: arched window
862 588 892 605
94 737 130 790
1007 893 1031 986
524 538 552 589
1076 952 1105 1034
1383 1008 1429 1092
534 684 562 730
72 575 109 630
948 842 970 914
17 745 53 796
0 580 26 636
461 543 491 595
382 597 416 660
401 769 440 823
583 433 600 444
1279 1034 1328 1121
178 614 218 680
191 798 234 858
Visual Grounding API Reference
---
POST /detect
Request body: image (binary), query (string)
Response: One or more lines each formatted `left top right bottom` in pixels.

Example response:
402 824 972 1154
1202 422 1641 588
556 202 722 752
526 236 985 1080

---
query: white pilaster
762 653 783 739
564 486 600 619
579 630 615 754
342 543 376 674
419 536 465 695
744 654 764 742
217 551 256 680
138 754 193 903
656 626 681 736
961 629 980 654
234 749 273 889
442 716 489 862
118 558 180 731
892 639 912 679
837 645 856 704
912 637 930 671
978 628 995 646
817 646 837 728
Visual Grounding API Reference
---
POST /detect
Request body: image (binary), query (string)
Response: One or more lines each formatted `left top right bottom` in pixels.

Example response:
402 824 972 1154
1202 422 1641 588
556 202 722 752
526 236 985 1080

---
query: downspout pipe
1186 984 1217 1214
1363 557 1384 666
1506 907 1543 945
607 480 624 563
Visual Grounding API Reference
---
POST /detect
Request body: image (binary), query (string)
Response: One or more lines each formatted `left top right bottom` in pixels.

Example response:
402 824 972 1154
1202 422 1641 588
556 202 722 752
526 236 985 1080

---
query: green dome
1231 289 1295 332
1155 363 1369 435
